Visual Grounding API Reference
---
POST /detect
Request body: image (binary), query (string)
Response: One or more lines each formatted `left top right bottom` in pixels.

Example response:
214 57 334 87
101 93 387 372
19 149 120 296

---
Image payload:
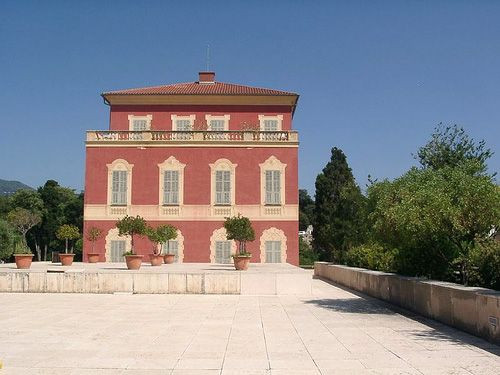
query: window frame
107 159 134 210
158 156 186 208
205 114 230 131
258 115 283 132
128 114 152 131
171 114 196 131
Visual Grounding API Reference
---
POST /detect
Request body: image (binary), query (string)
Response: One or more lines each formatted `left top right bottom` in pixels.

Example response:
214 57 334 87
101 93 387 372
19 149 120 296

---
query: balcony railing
86 130 299 143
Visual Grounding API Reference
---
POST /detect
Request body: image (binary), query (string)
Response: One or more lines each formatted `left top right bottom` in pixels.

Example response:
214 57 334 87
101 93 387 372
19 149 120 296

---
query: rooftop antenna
206 44 210 71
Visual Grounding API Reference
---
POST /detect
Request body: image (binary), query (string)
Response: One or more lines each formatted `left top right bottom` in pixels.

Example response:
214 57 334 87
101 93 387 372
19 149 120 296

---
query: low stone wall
0 269 312 295
314 262 500 345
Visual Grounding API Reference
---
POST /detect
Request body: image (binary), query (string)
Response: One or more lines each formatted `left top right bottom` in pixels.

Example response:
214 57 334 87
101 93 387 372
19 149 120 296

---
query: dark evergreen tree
313 147 366 262
299 189 315 231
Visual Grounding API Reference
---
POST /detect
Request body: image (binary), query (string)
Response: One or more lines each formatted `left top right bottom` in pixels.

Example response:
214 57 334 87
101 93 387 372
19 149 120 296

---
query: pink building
83 72 300 264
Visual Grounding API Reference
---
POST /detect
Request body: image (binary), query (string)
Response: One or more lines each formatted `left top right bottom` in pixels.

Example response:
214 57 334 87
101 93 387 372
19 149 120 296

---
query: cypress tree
313 147 366 262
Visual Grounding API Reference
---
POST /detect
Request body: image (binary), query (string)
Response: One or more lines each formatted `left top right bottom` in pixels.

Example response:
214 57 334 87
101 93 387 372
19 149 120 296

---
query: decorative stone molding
105 227 131 262
106 159 134 216
157 156 186 215
259 227 287 263
209 227 236 263
84 204 299 221
259 155 287 207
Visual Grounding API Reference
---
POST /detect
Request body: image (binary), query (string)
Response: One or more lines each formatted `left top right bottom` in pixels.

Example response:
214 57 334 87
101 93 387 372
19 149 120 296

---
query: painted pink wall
108 105 294 131
83 219 299 265
84 146 298 206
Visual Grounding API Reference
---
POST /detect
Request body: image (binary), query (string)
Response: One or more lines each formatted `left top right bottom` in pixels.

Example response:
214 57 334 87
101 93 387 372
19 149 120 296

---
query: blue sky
1 0 499 195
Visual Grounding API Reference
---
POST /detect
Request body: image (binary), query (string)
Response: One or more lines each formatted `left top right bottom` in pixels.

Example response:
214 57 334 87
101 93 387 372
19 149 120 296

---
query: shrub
468 239 500 290
56 224 80 254
224 215 255 256
145 224 177 255
115 215 147 255
345 243 396 272
0 220 18 260
299 237 317 266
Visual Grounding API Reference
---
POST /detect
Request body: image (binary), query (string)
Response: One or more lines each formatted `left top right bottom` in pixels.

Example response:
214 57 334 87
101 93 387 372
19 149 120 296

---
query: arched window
260 227 287 263
209 227 236 263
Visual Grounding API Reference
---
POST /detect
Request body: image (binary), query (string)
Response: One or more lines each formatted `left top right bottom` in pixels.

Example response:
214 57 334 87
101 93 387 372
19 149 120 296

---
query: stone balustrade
86 130 299 144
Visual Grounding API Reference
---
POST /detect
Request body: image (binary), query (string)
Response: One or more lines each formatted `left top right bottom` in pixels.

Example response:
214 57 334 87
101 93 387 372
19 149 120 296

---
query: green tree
416 123 493 174
299 189 315 231
37 180 83 258
0 220 18 261
224 215 255 255
368 163 500 284
116 215 147 255
55 224 80 254
299 237 317 266
145 224 177 255
86 227 103 254
7 208 42 254
314 147 366 262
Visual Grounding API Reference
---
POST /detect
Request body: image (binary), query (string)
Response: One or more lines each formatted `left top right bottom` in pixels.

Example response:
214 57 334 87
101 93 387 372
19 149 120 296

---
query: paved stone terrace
0 278 498 375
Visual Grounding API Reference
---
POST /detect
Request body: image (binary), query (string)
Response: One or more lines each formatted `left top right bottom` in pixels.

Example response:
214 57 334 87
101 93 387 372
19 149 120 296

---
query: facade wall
108 105 293 131
83 220 299 265
84 97 299 265
84 146 298 206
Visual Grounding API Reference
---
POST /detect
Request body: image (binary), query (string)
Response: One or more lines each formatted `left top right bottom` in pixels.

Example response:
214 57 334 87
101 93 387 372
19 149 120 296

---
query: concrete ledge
0 262 312 296
314 262 500 345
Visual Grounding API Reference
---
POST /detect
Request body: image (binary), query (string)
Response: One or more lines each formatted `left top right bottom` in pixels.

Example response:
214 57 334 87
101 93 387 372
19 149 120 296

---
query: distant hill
0 179 34 196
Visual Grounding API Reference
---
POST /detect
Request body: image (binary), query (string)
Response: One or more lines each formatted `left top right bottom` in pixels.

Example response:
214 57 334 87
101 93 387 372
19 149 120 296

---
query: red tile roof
103 81 297 96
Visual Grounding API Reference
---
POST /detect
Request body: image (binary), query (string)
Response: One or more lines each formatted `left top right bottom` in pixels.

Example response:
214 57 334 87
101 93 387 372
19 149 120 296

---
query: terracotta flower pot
150 254 163 266
14 254 34 269
59 253 75 266
163 254 175 264
125 255 143 270
233 255 251 271
87 253 100 263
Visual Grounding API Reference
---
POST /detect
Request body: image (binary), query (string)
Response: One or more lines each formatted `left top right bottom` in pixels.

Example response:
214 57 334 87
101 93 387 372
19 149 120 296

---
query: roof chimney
199 71 215 84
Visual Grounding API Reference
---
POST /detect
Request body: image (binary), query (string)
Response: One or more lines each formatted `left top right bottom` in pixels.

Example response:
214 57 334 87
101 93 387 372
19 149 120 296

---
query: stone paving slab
0 279 498 374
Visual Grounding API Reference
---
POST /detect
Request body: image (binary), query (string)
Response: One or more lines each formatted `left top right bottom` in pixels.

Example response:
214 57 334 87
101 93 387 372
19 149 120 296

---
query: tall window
111 170 127 205
215 241 232 263
110 240 125 262
265 241 282 263
215 170 231 205
265 170 281 205
210 119 225 131
163 170 179 205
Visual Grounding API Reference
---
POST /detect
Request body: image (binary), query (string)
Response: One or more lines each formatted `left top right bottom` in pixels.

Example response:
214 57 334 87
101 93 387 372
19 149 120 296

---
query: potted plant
116 215 147 270
7 208 41 269
145 224 177 266
56 224 80 266
224 214 255 271
13 243 34 269
86 226 103 263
